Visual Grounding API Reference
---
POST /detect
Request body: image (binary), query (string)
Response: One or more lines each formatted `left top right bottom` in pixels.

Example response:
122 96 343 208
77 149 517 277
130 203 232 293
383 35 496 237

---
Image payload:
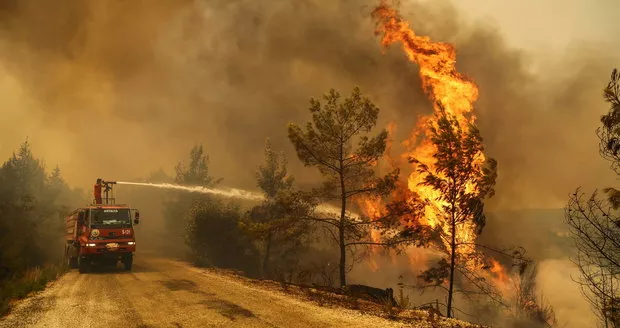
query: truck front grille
96 247 128 253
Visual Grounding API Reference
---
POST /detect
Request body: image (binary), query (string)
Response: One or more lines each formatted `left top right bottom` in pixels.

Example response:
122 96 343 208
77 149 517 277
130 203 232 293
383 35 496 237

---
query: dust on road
0 254 410 328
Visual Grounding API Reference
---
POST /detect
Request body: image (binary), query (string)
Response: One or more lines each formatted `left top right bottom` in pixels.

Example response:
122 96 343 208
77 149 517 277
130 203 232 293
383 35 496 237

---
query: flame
487 259 517 301
489 259 509 284
356 2 518 299
369 2 486 262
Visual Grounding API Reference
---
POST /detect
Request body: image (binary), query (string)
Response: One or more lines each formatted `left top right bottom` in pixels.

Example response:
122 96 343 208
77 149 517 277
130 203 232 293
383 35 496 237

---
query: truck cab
64 181 141 273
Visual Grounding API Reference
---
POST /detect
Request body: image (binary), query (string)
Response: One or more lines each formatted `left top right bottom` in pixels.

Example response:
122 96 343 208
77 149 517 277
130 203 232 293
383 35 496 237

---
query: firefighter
94 178 103 204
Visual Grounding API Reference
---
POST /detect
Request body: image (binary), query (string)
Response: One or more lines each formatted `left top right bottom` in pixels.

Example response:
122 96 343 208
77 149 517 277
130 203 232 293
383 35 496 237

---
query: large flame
370 2 484 257
359 2 523 305
360 2 517 300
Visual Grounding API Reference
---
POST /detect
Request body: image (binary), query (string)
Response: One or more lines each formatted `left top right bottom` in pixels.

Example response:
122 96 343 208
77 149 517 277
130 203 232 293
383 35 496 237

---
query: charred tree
599 68 620 175
565 68 620 328
566 191 620 327
511 261 557 327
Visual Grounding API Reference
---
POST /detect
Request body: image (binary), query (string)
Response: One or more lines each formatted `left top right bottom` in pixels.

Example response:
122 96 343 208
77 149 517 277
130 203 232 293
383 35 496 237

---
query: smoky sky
0 0 617 210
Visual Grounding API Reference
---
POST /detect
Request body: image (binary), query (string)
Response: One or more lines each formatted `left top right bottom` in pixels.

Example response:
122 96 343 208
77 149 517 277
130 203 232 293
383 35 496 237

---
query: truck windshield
90 209 131 228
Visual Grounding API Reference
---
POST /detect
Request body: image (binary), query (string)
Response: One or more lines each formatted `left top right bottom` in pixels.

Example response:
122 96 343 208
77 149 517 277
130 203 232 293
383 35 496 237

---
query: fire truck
64 180 141 273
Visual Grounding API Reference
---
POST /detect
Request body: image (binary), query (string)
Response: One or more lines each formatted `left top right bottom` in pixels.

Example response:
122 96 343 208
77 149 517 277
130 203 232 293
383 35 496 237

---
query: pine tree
242 139 312 277
410 106 497 318
288 87 398 287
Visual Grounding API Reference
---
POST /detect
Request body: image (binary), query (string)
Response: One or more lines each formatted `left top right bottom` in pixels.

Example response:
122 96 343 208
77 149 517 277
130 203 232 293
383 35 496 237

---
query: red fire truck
64 180 140 273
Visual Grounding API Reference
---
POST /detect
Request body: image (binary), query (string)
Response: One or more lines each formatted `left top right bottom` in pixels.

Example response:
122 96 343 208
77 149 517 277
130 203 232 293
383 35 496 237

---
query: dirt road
0 253 409 328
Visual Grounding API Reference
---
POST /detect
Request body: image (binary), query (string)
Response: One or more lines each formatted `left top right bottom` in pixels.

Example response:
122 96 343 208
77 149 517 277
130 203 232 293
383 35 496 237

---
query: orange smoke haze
0 2 616 326
0 0 614 211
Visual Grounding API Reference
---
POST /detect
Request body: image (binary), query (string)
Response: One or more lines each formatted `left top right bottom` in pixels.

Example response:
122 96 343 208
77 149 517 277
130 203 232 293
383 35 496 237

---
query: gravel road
0 253 410 328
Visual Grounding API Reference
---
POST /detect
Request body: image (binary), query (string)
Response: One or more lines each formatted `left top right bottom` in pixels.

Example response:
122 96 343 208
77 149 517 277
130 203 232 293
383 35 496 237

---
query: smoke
0 0 615 208
0 0 617 326
535 259 597 327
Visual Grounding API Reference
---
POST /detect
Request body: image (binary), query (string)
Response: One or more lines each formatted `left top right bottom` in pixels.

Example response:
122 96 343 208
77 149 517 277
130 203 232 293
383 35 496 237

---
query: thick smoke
0 0 616 208
0 0 617 326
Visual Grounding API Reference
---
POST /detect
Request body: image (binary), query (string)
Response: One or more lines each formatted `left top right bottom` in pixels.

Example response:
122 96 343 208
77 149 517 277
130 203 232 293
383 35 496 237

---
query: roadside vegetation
162 86 557 327
167 71 617 327
0 141 86 316
3 71 616 327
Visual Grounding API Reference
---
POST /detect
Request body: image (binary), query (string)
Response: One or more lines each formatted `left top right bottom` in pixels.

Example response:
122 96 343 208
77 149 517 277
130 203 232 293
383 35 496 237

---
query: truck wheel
123 256 133 271
64 248 78 269
69 256 78 269
78 257 89 274
64 250 70 268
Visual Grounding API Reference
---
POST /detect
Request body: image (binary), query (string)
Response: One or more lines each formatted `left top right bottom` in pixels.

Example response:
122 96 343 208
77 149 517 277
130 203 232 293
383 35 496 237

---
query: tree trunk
262 232 272 278
339 175 347 287
446 209 457 318
338 136 347 288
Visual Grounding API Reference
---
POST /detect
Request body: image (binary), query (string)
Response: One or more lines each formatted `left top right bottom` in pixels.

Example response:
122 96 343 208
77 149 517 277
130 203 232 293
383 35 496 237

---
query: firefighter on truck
64 179 141 273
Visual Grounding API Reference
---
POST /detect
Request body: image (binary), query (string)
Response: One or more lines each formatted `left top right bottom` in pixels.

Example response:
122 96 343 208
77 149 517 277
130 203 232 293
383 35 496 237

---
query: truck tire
78 257 89 274
69 256 78 269
64 248 78 269
64 250 70 268
123 256 133 271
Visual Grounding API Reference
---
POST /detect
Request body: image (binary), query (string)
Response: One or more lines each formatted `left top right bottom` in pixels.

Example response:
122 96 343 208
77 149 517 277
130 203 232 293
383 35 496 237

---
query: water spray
117 181 264 201
116 181 358 218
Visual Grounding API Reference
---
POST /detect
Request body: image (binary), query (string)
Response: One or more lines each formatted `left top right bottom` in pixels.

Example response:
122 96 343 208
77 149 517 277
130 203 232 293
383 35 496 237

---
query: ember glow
490 259 510 285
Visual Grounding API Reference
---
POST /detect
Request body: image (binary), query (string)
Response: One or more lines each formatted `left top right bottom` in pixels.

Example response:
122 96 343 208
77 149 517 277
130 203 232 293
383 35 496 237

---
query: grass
396 281 410 309
0 262 67 317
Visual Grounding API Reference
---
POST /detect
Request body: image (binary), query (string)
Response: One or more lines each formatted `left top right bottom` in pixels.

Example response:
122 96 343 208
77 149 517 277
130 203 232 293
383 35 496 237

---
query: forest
1 69 617 327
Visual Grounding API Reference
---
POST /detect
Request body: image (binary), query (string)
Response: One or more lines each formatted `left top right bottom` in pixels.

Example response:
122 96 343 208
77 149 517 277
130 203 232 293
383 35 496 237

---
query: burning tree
370 2 503 318
565 68 620 328
288 86 398 287
410 107 498 318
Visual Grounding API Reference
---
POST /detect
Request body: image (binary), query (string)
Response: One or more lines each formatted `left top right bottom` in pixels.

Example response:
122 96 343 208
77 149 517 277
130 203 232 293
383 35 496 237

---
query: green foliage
175 144 222 187
0 140 85 315
242 191 315 278
0 141 74 278
288 86 397 287
170 144 262 275
185 199 259 275
256 139 294 199
288 87 396 199
165 144 221 236
241 140 313 277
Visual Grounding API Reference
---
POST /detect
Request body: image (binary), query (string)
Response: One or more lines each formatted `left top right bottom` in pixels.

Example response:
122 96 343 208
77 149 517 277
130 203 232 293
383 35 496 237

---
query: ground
0 252 482 328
